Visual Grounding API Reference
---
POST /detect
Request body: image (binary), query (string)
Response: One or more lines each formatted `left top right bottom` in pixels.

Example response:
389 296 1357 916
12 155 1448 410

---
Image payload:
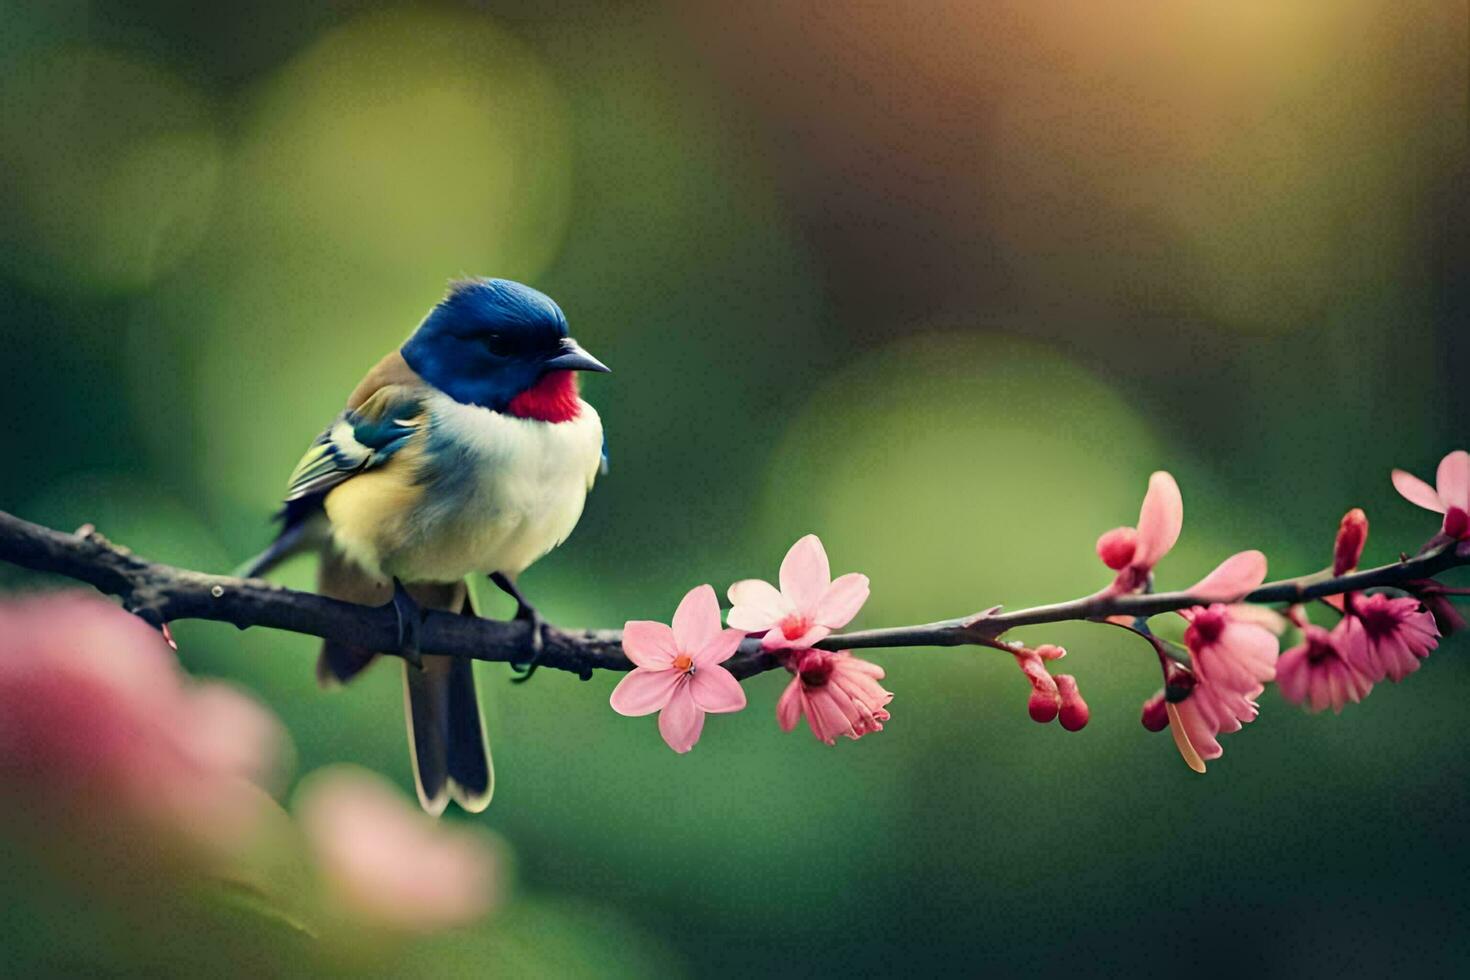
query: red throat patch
507 370 582 423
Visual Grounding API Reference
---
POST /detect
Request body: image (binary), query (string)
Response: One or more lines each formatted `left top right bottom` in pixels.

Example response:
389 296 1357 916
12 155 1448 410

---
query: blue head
401 278 608 410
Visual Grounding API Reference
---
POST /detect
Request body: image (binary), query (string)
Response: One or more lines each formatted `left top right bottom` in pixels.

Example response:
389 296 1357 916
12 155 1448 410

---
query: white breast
386 392 603 583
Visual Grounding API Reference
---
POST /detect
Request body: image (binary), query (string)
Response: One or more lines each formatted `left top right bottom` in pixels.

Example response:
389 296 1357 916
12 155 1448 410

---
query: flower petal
760 624 831 651
671 584 722 652
609 668 680 716
1188 550 1267 602
775 679 802 732
726 579 788 632
1437 450 1470 512
1392 468 1444 513
779 534 831 610
814 573 870 629
620 621 678 669
657 688 705 753
1134 472 1183 567
689 664 747 713
1165 701 1208 773
692 628 747 668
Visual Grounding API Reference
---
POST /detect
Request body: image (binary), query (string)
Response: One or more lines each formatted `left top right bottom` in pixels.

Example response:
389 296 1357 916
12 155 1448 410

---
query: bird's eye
483 334 516 357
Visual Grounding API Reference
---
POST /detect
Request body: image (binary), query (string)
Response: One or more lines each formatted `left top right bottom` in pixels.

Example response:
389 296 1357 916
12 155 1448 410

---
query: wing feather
285 385 426 502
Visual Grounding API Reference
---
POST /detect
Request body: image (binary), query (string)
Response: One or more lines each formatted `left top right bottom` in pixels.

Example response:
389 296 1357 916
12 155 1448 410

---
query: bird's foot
386 578 424 670
508 600 546 683
489 572 546 682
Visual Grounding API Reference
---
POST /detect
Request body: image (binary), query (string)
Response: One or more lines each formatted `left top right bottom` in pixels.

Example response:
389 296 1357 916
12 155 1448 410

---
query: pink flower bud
1096 526 1139 570
1028 688 1061 723
1033 643 1066 661
1333 508 1369 575
1014 651 1060 722
1056 675 1089 731
1140 691 1169 731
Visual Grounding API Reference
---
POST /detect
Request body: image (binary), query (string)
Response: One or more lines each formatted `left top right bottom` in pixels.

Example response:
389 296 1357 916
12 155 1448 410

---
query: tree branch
0 509 1464 680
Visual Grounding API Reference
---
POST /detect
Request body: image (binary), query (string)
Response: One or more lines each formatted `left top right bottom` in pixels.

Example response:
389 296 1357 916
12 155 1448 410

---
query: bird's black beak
544 339 610 374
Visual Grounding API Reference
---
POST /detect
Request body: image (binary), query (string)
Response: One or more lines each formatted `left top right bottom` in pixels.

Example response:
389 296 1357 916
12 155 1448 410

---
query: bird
240 277 608 815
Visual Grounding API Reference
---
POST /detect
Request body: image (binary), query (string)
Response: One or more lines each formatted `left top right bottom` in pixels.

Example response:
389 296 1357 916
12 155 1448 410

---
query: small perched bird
242 278 608 814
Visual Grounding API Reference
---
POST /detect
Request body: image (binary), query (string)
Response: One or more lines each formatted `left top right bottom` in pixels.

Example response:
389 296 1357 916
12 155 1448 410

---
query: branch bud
1056 675 1089 731
1333 508 1369 575
1140 691 1169 731
1096 527 1138 571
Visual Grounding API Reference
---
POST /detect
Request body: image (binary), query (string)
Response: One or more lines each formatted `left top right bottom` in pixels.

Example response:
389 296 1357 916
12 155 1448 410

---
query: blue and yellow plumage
243 278 608 815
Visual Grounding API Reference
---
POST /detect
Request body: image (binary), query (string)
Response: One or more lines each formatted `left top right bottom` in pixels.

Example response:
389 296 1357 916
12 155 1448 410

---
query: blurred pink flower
1166 604 1278 772
1276 623 1374 714
1393 449 1470 541
296 766 499 934
1096 471 1267 602
727 534 870 651
775 649 892 745
1337 593 1440 683
0 593 286 866
612 585 747 753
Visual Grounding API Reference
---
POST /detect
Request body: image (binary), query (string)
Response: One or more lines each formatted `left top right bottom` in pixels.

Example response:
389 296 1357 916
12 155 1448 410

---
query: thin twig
0 510 1464 680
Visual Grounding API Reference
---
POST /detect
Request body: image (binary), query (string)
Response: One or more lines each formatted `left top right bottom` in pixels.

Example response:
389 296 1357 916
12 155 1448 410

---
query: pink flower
727 534 870 650
1337 593 1440 683
1097 471 1267 602
612 585 747 753
1276 623 1374 714
1393 449 1470 541
1097 471 1183 592
1166 604 1279 772
296 766 500 934
776 649 893 745
0 594 286 864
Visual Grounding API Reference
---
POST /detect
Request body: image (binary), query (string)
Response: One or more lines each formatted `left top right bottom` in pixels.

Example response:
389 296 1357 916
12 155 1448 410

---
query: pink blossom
1276 623 1374 714
727 534 870 650
1097 471 1267 602
1337 593 1440 683
1097 471 1183 593
0 594 286 868
1166 604 1278 772
1392 449 1470 541
775 649 893 745
612 585 747 753
296 766 500 934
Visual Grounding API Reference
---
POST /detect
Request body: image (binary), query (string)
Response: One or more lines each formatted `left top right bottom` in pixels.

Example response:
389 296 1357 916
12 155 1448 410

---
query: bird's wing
284 384 427 502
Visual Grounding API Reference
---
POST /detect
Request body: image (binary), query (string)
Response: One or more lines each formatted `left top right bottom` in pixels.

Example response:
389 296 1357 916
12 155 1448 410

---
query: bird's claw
509 601 545 684
387 578 424 671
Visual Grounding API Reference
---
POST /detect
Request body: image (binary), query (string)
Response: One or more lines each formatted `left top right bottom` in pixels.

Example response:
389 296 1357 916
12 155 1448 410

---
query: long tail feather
404 654 493 815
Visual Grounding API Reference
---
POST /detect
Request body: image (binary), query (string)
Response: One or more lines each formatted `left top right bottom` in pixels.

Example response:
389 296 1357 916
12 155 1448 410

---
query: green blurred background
1 0 1467 975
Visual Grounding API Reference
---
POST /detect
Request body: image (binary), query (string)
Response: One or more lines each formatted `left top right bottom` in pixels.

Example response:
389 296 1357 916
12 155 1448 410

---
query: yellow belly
322 404 600 584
